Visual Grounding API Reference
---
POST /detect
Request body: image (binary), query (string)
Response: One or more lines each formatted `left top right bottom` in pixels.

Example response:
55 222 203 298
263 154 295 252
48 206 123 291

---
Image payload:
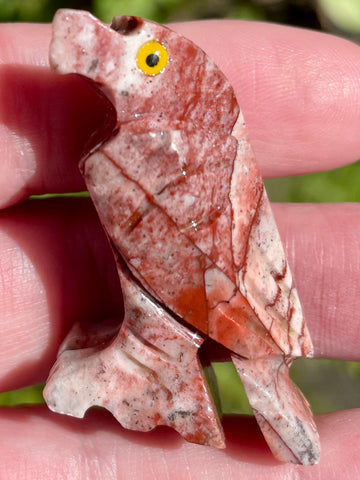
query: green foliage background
0 0 359 415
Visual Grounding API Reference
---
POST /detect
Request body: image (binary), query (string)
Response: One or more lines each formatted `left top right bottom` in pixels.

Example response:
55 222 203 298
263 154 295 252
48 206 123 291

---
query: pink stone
44 9 320 464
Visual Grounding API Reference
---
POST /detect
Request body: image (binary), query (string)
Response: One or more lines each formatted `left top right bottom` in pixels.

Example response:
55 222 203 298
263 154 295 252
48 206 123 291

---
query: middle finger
0 198 359 393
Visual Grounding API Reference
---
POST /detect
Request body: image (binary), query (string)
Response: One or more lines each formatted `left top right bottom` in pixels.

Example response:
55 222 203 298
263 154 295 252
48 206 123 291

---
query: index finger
1 20 360 208
176 20 360 177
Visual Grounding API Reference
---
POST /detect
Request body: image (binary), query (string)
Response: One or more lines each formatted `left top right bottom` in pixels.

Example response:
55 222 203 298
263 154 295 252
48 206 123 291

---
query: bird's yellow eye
136 41 168 76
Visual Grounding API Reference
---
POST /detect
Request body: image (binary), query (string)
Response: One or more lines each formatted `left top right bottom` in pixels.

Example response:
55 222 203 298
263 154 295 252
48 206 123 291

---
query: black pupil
146 53 159 67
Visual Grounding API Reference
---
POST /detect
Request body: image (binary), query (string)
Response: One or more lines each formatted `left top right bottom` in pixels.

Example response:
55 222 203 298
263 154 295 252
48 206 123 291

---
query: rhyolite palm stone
44 9 320 465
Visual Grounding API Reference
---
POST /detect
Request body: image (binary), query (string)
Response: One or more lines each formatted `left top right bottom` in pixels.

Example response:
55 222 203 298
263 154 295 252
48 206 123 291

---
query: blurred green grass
0 0 359 415
265 160 360 203
0 384 44 407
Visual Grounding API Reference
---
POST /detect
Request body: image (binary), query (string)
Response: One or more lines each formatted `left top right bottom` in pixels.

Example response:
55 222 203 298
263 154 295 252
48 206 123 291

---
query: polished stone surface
44 9 320 464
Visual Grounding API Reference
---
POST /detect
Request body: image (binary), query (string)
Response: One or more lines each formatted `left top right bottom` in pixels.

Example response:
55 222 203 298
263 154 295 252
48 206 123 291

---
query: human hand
0 19 359 479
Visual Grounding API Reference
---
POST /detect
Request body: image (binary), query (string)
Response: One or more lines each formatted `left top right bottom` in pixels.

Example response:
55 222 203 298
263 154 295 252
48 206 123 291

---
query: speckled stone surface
44 9 320 464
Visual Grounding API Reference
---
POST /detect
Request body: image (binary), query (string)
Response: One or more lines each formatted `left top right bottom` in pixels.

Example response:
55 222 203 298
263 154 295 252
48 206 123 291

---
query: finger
277 202 360 361
0 23 114 209
175 21 360 177
1 21 360 208
0 199 359 392
0 406 359 479
0 198 121 392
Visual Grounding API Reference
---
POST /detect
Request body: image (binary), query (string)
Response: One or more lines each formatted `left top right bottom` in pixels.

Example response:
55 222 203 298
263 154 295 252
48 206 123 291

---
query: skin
0 19 359 479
